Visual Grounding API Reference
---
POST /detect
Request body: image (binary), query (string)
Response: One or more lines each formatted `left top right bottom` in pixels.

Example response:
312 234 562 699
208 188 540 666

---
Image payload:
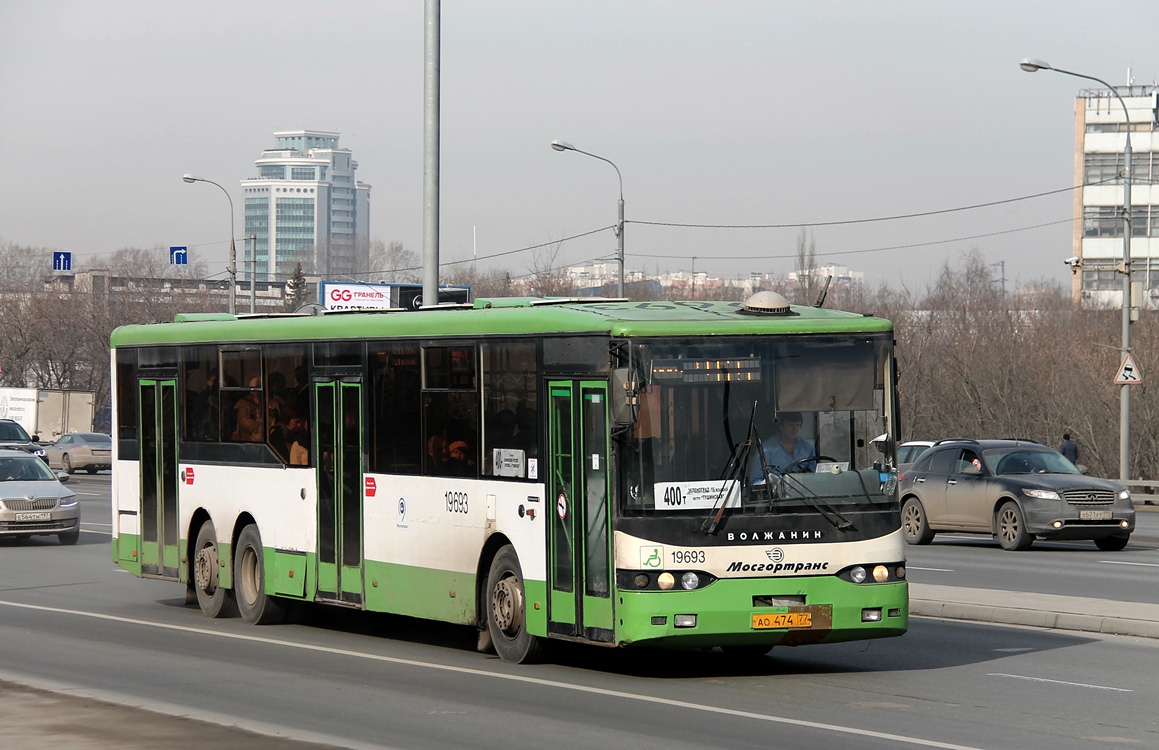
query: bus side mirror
611 368 639 426
870 433 895 455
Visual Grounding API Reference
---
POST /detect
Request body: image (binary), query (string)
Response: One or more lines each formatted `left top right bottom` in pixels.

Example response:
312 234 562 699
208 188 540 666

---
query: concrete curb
910 583 1159 639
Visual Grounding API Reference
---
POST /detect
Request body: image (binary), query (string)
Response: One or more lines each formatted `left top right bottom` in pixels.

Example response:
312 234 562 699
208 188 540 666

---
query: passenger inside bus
286 408 309 466
447 440 475 476
427 434 451 474
233 378 264 442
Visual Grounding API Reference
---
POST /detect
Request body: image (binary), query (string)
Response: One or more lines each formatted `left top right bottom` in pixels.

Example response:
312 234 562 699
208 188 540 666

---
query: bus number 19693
671 549 705 565
446 491 469 514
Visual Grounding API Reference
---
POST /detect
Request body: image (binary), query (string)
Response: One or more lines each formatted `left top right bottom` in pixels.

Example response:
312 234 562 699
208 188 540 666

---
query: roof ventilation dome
741 290 792 315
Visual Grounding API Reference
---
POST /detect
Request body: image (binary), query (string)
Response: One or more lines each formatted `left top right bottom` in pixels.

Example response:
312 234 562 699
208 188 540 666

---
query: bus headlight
872 565 889 583
680 572 700 590
657 572 675 590
850 566 867 583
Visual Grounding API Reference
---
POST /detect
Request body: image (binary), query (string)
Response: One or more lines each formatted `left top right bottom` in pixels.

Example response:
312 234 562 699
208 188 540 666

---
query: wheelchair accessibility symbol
640 546 663 569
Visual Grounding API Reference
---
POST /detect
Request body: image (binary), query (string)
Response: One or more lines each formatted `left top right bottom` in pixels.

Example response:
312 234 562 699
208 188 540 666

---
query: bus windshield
619 334 896 518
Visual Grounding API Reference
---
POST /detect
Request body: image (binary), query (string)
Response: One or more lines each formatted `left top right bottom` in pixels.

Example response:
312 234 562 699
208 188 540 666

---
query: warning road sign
1114 353 1142 385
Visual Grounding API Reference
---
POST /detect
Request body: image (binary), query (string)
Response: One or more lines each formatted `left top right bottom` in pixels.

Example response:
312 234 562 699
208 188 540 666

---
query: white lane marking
0 599 986 750
988 673 1131 692
1099 560 1159 568
907 566 955 572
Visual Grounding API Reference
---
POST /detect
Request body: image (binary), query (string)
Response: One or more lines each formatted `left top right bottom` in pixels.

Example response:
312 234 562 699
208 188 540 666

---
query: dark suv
899 439 1134 551
0 419 46 463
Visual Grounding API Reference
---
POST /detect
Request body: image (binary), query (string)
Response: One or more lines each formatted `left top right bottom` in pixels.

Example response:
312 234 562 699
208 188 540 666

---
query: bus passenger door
314 379 364 606
138 379 180 579
546 380 614 642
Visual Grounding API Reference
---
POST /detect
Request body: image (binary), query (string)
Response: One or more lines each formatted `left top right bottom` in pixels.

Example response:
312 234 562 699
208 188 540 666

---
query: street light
182 173 238 315
550 140 625 297
1021 58 1133 481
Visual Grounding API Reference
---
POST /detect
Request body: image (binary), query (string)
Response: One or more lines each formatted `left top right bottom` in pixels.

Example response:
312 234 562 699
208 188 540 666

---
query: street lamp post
550 140 625 297
1021 58 1134 481
183 174 238 315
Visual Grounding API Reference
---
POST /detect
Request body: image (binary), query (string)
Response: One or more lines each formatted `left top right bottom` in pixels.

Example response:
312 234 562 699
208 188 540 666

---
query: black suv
0 419 47 463
899 439 1134 551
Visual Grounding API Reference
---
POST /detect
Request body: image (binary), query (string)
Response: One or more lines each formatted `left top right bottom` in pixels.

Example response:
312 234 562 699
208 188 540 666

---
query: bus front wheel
193 520 236 618
234 525 285 625
486 545 542 664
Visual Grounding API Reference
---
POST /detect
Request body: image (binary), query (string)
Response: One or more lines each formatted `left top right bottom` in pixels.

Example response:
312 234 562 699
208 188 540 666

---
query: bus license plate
16 512 51 521
752 612 812 629
1079 509 1112 520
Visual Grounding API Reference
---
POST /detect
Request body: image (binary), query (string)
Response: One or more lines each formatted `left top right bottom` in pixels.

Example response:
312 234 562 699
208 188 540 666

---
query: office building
241 130 371 282
1072 85 1159 307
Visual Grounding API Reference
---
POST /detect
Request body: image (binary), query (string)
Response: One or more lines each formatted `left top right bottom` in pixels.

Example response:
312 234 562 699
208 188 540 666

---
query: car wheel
62 455 73 474
85 466 98 474
234 524 285 625
997 501 1033 550
58 529 80 545
1094 534 1129 551
901 497 935 545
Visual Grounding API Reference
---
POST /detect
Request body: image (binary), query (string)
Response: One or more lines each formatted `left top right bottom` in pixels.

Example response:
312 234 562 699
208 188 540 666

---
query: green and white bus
110 292 907 662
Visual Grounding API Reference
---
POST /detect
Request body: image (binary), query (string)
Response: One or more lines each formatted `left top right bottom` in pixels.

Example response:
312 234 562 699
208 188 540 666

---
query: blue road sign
170 246 188 265
52 251 72 271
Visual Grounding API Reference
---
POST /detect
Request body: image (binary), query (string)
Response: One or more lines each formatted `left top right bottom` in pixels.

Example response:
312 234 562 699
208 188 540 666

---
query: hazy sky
3 1 1159 291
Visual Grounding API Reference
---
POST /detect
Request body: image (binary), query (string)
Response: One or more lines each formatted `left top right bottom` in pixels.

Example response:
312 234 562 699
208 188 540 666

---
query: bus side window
369 343 422 475
482 341 537 479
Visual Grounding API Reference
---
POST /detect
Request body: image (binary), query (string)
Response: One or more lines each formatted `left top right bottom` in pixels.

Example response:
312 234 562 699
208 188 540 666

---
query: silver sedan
0 450 79 545
43 432 112 474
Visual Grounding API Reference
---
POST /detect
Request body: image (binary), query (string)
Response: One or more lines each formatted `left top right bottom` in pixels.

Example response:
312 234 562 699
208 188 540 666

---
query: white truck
0 388 95 441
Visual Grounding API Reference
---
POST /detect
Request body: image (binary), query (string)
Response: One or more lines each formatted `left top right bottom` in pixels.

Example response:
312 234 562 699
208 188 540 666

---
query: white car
0 450 79 545
897 440 935 467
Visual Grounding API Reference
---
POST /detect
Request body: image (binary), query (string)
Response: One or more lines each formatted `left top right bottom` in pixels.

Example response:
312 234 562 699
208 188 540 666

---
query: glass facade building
241 130 371 282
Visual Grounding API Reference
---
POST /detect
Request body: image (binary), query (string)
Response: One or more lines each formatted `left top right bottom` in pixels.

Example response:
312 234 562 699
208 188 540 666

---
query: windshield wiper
701 404 758 535
773 469 855 531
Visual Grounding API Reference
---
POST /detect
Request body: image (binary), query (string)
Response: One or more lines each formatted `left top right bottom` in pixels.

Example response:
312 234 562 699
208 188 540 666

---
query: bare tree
369 240 420 283
793 229 818 305
525 243 575 298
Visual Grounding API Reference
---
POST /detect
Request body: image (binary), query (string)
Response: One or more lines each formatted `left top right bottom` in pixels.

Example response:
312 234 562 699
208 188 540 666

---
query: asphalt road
2 474 1158 749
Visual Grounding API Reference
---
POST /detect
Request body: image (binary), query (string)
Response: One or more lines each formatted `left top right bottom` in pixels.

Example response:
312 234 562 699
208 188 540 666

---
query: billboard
320 282 471 311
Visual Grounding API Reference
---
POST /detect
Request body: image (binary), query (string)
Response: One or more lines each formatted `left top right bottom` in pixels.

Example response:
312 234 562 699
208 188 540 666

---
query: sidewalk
909 583 1159 639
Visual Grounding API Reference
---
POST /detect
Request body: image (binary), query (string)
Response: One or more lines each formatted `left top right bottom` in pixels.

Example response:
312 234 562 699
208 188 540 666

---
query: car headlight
1022 488 1060 500
1119 489 1131 501
59 495 78 508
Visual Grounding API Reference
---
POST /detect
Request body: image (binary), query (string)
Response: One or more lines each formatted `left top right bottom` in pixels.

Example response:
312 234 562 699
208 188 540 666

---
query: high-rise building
241 130 371 282
1072 86 1159 307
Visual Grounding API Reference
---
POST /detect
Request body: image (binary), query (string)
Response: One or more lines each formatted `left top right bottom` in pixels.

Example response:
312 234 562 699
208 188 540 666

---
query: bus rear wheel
193 520 236 618
486 545 542 664
234 524 285 625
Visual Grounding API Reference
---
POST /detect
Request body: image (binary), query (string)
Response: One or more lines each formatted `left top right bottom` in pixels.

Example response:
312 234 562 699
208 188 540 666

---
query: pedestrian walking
1059 433 1079 464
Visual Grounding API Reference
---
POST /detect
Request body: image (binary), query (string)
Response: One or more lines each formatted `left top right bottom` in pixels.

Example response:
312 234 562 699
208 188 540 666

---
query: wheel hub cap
195 544 219 593
491 576 524 636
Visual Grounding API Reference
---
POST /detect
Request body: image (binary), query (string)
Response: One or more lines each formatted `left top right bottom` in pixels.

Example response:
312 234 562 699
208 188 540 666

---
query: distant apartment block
241 130 371 282
1072 85 1159 307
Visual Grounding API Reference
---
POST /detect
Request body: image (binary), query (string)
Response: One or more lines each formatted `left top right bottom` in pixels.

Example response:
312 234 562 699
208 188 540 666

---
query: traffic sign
1114 353 1142 385
169 246 188 265
52 251 71 271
